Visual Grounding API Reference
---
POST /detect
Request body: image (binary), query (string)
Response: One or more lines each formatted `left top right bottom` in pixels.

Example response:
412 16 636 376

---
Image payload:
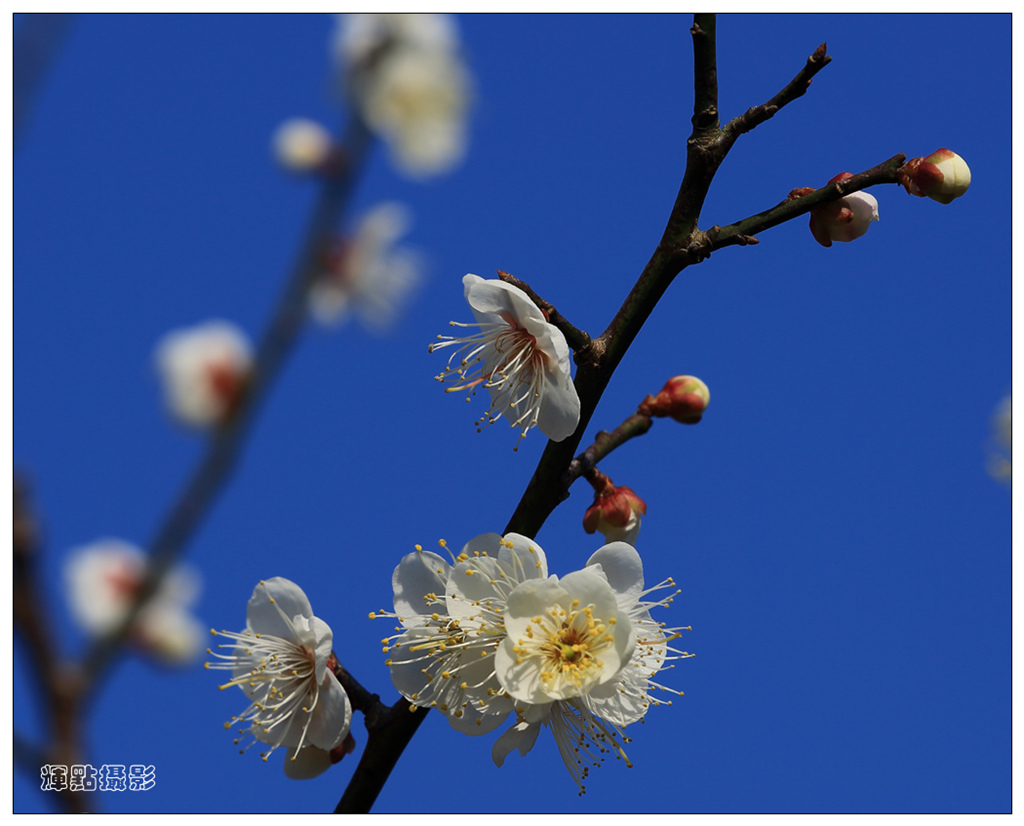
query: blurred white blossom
64 539 204 665
335 13 472 178
154 320 253 429
309 202 421 331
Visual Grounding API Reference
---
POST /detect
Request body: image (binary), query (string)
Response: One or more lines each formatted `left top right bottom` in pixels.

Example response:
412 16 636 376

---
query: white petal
392 550 451 624
283 746 333 780
501 576 568 641
495 636 550 705
498 533 548 581
308 670 353 751
585 541 645 604
447 556 508 621
464 276 546 326
246 578 314 644
491 721 542 767
310 615 334 683
534 359 581 442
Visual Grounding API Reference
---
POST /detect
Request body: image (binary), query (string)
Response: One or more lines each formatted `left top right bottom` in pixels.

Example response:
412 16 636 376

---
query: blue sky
13 13 1010 814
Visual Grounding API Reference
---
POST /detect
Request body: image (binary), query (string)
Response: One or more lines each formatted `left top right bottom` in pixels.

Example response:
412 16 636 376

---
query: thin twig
565 412 653 485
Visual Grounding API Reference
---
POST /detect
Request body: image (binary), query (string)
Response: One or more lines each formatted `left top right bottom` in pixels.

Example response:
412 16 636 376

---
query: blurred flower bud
639 375 710 424
806 173 879 248
583 470 647 545
899 148 971 205
273 118 335 173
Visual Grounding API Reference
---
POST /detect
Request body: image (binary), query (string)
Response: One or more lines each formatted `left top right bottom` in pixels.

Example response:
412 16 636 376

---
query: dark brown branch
690 14 719 135
334 698 428 814
496 269 591 352
13 476 91 813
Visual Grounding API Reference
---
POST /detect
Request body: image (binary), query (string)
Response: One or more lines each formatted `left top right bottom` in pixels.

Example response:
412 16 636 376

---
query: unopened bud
273 118 335 173
899 148 971 205
639 375 710 424
806 173 879 248
583 471 646 545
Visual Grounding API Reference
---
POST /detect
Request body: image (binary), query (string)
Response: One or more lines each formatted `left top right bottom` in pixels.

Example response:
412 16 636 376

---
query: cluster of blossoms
374 534 690 792
154 320 253 429
335 13 472 179
206 578 353 779
64 539 204 665
308 202 422 331
430 274 581 450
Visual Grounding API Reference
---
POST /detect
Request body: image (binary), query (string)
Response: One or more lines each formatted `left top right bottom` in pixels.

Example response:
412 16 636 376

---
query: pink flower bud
583 473 647 545
899 148 971 205
807 173 879 248
639 375 710 424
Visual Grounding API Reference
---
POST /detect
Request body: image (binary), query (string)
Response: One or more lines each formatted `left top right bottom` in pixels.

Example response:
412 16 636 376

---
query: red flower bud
583 471 646 545
899 148 971 205
639 375 710 424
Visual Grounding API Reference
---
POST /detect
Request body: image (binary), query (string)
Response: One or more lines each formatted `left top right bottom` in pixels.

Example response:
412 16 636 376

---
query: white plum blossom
206 578 352 778
378 535 689 793
272 118 334 174
376 534 546 735
309 202 421 331
154 320 253 429
334 13 471 178
430 274 581 450
64 539 204 665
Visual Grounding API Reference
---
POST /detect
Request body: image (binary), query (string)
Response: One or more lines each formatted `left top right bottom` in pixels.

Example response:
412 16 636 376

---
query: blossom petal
463 274 546 326
246 577 315 646
535 358 581 441
308 670 353 751
498 533 548 581
283 746 333 780
491 720 542 767
392 550 451 624
585 541 645 604
310 615 334 684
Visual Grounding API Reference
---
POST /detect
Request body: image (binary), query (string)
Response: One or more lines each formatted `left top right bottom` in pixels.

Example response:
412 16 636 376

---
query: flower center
514 601 617 698
430 319 547 449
